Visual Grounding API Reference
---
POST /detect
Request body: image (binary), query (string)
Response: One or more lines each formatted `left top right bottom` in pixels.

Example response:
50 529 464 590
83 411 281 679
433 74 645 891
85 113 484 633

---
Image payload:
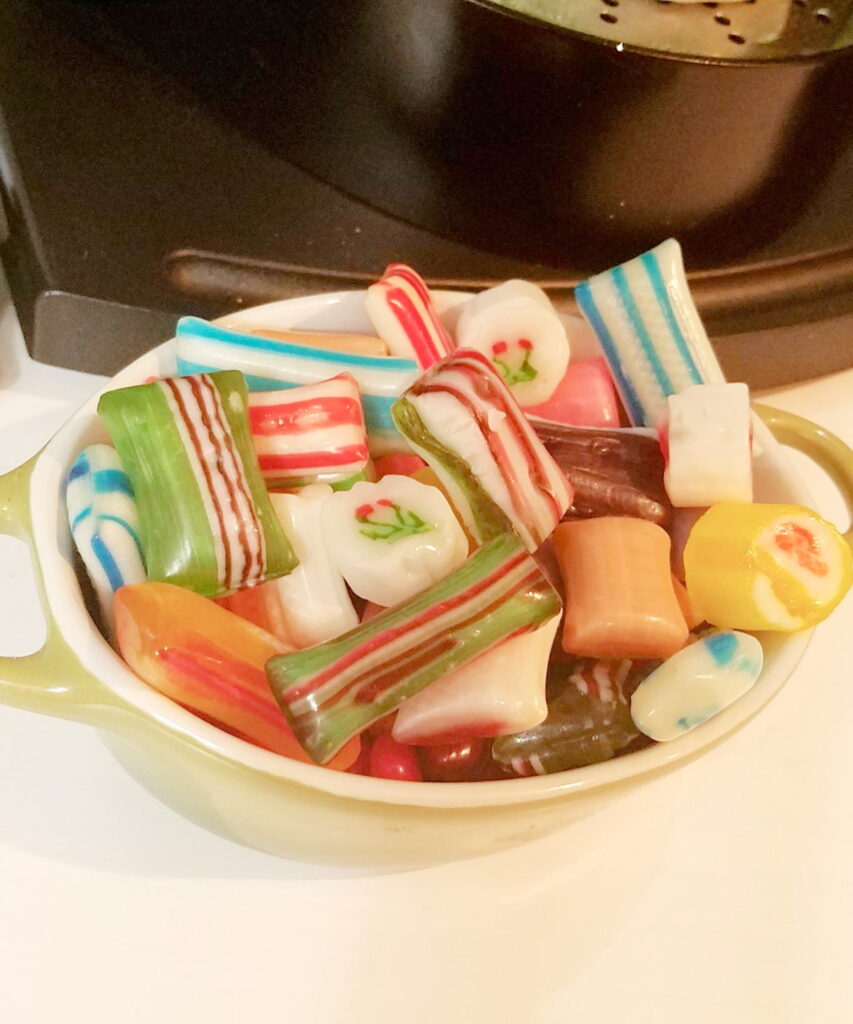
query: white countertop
0 271 850 1024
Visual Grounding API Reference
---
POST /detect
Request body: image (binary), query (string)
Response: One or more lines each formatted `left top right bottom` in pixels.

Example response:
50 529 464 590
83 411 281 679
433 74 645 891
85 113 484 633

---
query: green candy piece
267 532 562 764
98 370 297 598
391 397 511 543
492 665 647 776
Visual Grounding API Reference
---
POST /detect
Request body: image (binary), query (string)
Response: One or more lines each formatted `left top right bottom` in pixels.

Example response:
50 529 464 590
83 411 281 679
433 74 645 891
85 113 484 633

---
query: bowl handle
754 403 853 545
0 455 123 722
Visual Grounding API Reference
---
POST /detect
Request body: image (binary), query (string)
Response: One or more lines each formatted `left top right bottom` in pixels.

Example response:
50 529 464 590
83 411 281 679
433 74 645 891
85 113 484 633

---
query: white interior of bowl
29 290 813 808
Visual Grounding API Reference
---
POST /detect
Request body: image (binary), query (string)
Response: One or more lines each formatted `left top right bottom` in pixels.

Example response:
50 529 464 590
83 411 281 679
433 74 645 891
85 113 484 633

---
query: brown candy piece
535 423 671 526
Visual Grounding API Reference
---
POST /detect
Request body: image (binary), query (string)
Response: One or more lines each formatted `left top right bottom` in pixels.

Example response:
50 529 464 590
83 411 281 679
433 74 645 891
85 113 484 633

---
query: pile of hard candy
66 242 852 782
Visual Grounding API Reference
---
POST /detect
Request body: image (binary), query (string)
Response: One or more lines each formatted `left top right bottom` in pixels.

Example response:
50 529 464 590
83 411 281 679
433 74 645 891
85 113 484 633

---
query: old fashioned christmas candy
98 371 297 598
630 630 764 741
66 444 147 631
322 475 469 607
114 582 359 769
365 262 454 368
266 532 562 764
574 238 725 427
683 502 852 631
392 349 572 552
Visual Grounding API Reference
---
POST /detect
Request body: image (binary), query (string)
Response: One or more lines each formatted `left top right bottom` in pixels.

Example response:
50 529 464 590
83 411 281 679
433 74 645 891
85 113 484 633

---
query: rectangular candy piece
365 263 454 368
220 487 359 649
98 370 298 598
553 517 689 659
267 532 563 764
65 444 147 633
247 374 370 489
175 316 419 454
392 349 573 552
535 422 671 525
114 582 358 770
574 238 725 427
524 356 620 428
662 382 752 507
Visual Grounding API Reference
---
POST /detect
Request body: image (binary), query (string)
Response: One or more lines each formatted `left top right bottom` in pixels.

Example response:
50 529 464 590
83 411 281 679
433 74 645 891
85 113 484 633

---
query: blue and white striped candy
629 630 763 742
175 316 419 454
66 445 147 631
575 238 725 427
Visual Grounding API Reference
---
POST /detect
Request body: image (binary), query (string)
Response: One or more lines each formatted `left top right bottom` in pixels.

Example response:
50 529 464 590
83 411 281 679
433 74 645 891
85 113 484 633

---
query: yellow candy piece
683 503 852 631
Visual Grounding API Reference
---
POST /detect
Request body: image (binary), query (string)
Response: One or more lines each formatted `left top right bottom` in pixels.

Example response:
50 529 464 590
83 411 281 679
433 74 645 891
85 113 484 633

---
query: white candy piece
630 630 763 742
268 486 359 648
392 615 560 745
322 476 469 607
455 280 570 407
664 383 752 507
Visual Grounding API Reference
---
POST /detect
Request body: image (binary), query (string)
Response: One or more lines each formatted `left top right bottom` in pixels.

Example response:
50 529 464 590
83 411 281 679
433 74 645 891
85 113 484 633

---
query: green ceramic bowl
1 291 851 867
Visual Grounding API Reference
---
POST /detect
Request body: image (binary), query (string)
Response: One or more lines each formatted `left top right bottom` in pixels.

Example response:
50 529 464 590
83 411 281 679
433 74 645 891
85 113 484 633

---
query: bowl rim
30 288 814 809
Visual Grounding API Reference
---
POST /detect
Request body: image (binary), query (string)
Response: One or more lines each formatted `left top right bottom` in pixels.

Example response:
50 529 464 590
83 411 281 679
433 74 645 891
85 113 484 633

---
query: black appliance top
0 0 851 386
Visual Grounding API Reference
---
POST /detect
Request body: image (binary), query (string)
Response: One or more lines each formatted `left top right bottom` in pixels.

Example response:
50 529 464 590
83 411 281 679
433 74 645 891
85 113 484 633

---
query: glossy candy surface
247 374 370 490
391 615 560 745
174 316 419 454
535 422 671 526
455 279 570 407
322 475 469 607
526 357 620 428
492 675 643 776
365 263 454 368
221 486 359 649
393 348 572 552
630 630 764 741
98 371 297 598
114 582 358 769
663 383 752 507
65 444 147 631
575 238 725 427
554 517 689 659
683 502 852 631
266 532 562 764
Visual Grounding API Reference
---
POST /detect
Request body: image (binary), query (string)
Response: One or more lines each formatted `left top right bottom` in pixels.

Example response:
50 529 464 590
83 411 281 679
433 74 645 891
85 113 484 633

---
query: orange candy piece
115 582 359 770
553 517 689 659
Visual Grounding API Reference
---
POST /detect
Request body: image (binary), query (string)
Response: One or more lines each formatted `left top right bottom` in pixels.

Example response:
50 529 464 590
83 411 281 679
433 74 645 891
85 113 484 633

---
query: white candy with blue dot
630 630 763 742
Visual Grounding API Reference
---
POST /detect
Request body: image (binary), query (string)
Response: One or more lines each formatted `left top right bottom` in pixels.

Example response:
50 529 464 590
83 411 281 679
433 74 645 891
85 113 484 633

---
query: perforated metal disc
494 0 853 58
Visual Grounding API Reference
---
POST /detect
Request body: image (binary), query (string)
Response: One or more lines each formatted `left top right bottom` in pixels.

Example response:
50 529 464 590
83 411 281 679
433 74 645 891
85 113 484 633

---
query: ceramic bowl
1 290 851 868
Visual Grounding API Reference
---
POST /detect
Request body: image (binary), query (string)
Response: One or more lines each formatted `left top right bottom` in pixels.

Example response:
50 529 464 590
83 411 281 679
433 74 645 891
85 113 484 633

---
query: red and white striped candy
365 263 454 369
248 374 369 489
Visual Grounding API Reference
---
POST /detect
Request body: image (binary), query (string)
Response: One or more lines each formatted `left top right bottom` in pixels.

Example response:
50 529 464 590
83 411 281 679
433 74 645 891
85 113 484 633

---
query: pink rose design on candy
490 337 538 387
354 497 434 543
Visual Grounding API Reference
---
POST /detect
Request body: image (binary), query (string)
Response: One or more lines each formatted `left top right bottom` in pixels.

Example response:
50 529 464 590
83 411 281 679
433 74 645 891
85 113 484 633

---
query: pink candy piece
366 263 455 369
525 357 621 429
247 374 369 488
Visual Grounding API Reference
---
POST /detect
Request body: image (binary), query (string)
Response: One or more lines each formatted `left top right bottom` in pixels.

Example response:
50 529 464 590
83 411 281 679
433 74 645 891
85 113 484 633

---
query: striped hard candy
175 315 419 455
97 370 297 598
66 444 147 631
247 374 370 490
574 238 725 428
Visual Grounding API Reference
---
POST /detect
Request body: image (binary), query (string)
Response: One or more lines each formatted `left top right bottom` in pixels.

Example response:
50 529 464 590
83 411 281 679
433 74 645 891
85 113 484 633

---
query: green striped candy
98 371 297 598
